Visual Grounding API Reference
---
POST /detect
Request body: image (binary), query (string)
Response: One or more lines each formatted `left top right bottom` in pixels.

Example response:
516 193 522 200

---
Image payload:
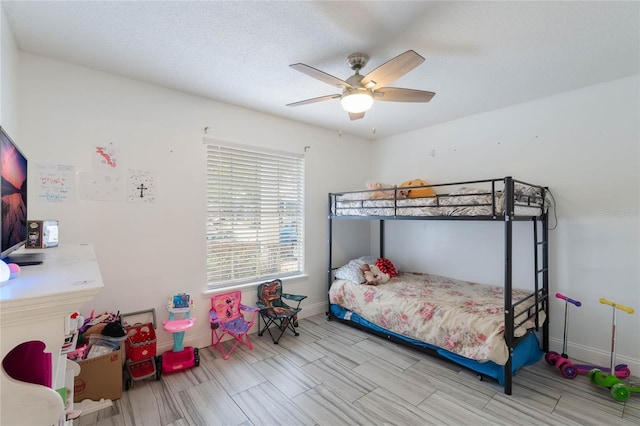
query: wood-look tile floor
76 313 640 426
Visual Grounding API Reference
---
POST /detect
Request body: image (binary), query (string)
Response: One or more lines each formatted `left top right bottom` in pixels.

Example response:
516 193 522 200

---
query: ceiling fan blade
290 63 352 88
374 87 435 102
349 112 366 121
360 50 425 90
286 94 341 107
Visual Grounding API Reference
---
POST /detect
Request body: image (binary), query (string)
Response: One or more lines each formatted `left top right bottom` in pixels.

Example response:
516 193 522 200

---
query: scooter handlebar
599 298 634 314
556 293 581 307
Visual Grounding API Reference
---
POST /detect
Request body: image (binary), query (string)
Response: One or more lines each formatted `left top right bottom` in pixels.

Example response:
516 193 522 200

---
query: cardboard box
73 346 124 402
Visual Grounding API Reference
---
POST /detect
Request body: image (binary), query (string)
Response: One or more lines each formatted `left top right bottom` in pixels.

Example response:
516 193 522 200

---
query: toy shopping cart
121 309 160 390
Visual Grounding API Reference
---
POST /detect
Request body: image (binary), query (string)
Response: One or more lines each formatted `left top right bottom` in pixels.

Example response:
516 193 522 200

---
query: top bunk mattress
330 178 548 219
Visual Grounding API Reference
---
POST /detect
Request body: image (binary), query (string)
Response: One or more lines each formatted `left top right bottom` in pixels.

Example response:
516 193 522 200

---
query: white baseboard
296 300 329 318
76 398 113 417
548 337 640 375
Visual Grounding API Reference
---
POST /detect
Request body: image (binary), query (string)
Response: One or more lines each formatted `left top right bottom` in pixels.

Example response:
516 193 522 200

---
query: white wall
371 75 640 371
0 5 18 132
16 52 371 351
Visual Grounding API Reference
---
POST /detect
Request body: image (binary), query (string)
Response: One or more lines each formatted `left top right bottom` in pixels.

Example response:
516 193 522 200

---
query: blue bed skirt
330 304 542 385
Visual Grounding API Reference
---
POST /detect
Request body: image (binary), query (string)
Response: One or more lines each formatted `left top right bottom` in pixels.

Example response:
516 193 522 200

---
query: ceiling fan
287 50 435 121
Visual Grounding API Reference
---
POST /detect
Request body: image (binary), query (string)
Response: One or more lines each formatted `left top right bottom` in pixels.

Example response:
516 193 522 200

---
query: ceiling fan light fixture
341 90 373 113
289 50 432 120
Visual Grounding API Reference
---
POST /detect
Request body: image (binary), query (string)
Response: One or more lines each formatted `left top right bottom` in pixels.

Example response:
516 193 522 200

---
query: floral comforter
329 272 545 365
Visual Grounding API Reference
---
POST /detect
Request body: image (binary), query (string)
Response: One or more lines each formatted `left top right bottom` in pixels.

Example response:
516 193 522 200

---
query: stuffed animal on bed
399 178 436 198
360 263 390 285
366 180 403 199
375 257 398 278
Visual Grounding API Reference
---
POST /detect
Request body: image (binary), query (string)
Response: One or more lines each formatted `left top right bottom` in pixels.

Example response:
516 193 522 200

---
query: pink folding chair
209 291 259 359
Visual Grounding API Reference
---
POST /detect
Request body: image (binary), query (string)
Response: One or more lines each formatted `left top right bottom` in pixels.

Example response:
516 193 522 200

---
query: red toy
121 309 160 389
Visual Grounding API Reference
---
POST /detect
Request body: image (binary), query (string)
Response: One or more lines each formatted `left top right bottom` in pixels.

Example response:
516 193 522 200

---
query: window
206 142 304 289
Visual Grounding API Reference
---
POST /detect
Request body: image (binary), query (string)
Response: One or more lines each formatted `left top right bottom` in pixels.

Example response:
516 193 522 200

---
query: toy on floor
545 293 631 379
159 293 199 374
121 309 160 389
588 298 637 402
209 290 259 359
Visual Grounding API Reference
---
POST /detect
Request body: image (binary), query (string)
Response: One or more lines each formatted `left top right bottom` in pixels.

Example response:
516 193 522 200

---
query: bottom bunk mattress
329 272 545 367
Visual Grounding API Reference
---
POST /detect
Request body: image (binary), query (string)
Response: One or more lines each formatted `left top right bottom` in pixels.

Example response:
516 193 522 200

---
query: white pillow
335 260 363 284
334 256 380 284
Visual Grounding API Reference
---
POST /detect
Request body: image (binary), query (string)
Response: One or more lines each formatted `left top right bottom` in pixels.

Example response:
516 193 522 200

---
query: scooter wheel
545 352 559 365
194 347 200 367
615 365 631 379
560 364 578 379
588 368 602 383
611 383 630 402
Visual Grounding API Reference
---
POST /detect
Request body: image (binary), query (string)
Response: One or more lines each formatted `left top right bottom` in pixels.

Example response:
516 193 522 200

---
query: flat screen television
1 126 43 265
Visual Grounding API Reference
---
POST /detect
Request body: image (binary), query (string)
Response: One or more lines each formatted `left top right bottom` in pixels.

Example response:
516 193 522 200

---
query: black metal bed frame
326 176 549 395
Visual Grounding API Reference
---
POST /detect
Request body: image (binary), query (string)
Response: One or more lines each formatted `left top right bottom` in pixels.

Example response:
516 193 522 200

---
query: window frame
205 139 305 290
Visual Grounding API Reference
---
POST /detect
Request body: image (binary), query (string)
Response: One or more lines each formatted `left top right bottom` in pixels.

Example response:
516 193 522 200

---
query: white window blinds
206 142 305 288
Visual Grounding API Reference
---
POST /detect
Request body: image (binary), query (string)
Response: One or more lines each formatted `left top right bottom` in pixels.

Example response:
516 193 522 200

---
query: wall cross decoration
127 169 156 204
137 184 148 198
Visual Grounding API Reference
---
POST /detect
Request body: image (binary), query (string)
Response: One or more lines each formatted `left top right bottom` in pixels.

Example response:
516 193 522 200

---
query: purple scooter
545 293 631 379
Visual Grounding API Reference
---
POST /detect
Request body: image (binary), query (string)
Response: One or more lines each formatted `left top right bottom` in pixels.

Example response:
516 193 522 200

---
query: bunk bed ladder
539 191 550 353
533 217 549 353
504 178 550 395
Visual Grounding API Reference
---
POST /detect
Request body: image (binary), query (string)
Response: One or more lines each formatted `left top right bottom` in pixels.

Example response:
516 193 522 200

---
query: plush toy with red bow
375 258 397 278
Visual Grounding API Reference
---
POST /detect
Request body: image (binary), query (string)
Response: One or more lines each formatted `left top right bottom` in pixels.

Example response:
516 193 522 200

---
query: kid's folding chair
256 279 307 344
209 291 259 359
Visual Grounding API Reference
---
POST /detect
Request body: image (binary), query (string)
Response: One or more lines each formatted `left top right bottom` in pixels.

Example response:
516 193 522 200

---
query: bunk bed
327 176 550 395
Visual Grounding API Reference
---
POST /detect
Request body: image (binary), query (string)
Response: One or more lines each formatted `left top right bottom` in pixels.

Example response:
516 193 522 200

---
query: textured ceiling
3 1 639 139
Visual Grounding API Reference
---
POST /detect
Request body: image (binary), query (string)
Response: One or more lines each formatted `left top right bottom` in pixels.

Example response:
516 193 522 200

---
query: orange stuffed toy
399 178 436 198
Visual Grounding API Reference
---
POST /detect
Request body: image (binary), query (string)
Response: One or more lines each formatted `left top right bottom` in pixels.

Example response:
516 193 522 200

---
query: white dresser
0 243 104 425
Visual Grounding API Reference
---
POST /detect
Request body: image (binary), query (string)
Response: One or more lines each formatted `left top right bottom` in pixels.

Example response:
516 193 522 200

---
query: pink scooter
545 293 631 379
